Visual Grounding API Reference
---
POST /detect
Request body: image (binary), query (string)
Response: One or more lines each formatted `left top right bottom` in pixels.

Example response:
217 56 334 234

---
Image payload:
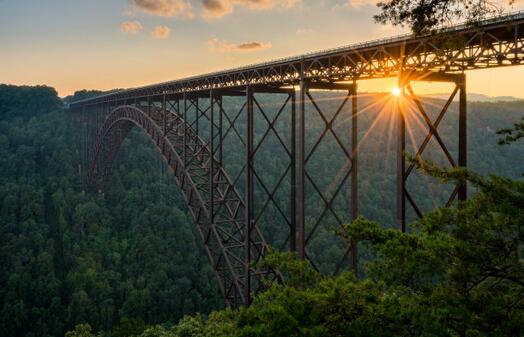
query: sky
1 0 524 98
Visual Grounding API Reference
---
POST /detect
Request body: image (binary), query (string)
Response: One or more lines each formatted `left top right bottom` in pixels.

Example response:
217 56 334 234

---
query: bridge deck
70 11 524 107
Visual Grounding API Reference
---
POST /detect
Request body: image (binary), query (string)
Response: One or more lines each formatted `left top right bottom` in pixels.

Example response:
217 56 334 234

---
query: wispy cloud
208 38 271 52
201 0 299 19
236 41 271 50
131 0 195 19
120 20 143 34
151 25 172 39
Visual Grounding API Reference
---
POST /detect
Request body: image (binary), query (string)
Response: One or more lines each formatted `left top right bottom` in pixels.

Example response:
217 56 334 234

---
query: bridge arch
86 105 270 307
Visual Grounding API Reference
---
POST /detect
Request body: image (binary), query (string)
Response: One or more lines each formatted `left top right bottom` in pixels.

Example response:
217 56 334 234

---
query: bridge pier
245 86 254 305
350 80 358 273
243 85 297 305
397 71 467 230
297 80 359 273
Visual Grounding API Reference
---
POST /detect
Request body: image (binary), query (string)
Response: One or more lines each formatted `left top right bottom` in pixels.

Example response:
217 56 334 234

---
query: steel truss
71 70 468 305
297 81 358 273
396 71 467 230
67 10 524 308
85 101 278 307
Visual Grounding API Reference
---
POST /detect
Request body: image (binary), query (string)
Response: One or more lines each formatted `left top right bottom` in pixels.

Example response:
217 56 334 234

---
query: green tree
498 116 524 145
112 317 146 337
65 324 102 337
375 0 517 33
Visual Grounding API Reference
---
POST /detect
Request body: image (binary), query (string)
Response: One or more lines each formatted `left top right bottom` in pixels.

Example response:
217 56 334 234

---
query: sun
391 87 402 97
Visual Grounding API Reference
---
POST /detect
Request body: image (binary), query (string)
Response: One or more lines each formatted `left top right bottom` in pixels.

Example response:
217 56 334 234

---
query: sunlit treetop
375 0 518 34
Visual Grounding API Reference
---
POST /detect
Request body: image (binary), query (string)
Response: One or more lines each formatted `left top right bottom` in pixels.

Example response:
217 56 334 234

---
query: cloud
201 0 234 19
131 0 195 19
236 41 271 50
200 0 299 19
208 38 271 52
120 20 143 34
151 25 172 39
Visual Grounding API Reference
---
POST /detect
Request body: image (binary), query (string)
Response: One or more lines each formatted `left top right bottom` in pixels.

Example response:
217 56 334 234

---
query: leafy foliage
136 162 523 337
374 0 516 34
0 84 62 120
497 116 524 145
65 324 103 337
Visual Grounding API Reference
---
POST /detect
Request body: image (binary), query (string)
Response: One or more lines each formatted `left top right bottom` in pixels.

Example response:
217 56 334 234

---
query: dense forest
0 84 522 336
0 85 221 337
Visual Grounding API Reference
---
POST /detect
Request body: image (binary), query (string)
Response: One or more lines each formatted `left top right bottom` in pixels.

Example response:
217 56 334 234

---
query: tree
374 0 517 33
65 324 103 337
112 317 147 337
497 116 524 145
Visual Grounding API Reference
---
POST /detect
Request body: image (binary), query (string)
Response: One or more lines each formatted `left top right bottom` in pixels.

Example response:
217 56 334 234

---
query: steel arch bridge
69 11 524 307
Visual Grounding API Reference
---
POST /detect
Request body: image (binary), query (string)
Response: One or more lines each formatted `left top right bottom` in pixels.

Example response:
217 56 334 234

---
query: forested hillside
0 85 221 337
0 84 522 336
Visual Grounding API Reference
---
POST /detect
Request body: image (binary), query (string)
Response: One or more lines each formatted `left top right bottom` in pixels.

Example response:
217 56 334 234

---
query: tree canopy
375 0 518 33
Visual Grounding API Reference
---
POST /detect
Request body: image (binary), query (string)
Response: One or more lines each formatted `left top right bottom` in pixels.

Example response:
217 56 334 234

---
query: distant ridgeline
0 84 522 336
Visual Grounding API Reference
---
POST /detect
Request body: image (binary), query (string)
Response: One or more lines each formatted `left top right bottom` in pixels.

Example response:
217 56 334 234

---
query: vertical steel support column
195 98 200 136
81 105 86 177
290 90 297 252
298 80 307 260
218 95 223 165
245 86 254 306
350 81 358 272
88 105 94 168
183 93 188 167
458 75 467 201
397 82 406 232
85 106 89 171
210 90 215 230
162 94 167 134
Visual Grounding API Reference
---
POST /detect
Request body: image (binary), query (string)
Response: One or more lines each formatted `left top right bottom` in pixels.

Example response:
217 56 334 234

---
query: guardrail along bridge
69 12 524 307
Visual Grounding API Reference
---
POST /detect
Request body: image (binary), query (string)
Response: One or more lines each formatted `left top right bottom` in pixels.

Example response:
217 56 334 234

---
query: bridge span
70 11 524 307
